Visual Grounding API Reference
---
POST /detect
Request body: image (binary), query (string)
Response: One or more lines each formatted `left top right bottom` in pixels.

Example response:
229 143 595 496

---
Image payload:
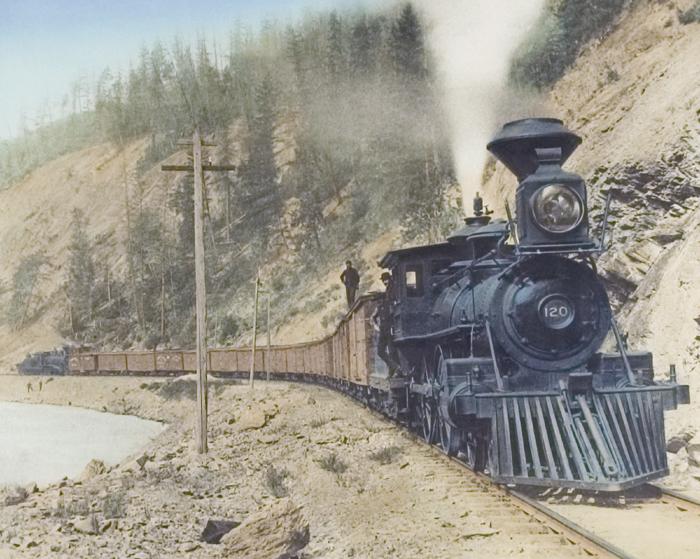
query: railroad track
329 379 699 559
408 430 635 558
653 485 700 512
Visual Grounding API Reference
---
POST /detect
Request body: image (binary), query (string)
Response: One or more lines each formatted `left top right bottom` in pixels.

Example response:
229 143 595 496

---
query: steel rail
651 485 700 511
374 405 636 559
506 488 637 559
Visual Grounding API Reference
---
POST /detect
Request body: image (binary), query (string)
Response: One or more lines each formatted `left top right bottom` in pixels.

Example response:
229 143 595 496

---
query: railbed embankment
0 373 588 558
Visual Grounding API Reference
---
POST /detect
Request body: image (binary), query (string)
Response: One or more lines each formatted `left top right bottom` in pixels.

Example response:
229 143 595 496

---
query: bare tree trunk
160 270 166 339
120 136 144 333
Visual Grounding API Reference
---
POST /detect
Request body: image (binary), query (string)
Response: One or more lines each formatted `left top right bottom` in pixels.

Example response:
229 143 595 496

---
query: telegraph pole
192 129 208 453
249 274 261 388
266 295 271 382
162 129 236 454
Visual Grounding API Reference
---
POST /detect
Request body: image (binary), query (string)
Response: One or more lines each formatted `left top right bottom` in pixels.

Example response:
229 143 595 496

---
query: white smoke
416 0 545 210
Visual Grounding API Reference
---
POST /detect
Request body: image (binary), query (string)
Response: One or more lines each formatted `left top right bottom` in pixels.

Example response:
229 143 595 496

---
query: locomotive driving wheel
435 345 461 457
416 353 438 443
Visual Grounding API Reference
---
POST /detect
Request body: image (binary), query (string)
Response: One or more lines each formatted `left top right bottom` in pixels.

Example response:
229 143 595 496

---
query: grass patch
264 465 290 498
102 491 127 518
53 496 89 518
310 416 330 428
316 452 348 474
157 378 197 400
368 446 403 465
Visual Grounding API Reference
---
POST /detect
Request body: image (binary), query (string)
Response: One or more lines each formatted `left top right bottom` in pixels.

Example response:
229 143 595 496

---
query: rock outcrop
220 499 310 559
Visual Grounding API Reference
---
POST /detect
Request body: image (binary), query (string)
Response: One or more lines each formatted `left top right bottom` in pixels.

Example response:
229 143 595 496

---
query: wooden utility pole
161 129 236 454
192 130 208 453
266 295 271 382
249 274 261 388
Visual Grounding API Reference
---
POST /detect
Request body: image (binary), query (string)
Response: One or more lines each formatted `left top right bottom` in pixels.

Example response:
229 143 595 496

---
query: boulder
200 519 240 544
237 407 268 431
686 437 700 466
80 459 108 481
73 515 99 535
136 452 154 468
1 485 28 506
667 436 689 453
220 499 309 559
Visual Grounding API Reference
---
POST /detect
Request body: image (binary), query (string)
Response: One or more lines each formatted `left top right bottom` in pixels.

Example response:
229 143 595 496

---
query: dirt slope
0 140 142 366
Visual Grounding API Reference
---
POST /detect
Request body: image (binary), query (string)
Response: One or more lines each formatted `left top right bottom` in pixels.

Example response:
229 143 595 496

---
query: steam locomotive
16 346 69 375
383 118 689 490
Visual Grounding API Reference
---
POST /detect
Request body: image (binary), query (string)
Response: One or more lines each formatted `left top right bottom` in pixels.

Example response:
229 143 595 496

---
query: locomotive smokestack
486 118 581 181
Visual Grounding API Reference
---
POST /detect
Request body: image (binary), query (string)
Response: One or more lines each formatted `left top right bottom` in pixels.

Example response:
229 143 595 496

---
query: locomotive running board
481 387 677 491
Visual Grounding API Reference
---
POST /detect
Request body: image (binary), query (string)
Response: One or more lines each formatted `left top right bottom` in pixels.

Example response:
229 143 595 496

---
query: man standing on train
372 271 400 377
340 260 360 308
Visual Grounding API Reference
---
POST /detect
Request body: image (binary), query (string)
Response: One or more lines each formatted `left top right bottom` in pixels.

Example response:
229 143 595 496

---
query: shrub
158 377 197 400
53 496 89 517
1 485 28 506
102 491 127 518
368 446 403 465
264 465 290 498
316 452 348 474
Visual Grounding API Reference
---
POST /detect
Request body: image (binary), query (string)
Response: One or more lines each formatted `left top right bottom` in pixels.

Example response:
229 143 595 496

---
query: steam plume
416 0 545 210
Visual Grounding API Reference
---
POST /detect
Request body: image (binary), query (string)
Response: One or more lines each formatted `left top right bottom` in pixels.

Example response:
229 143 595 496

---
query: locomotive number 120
540 295 575 329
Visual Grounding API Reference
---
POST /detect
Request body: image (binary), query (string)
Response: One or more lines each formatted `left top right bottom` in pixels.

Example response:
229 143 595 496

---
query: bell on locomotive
487 118 594 253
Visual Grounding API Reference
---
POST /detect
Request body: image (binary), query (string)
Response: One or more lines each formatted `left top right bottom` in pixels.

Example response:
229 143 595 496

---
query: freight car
67 118 688 492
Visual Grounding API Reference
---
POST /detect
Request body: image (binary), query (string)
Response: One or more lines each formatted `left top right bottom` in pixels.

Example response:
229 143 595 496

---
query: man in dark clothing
372 271 400 376
340 260 360 308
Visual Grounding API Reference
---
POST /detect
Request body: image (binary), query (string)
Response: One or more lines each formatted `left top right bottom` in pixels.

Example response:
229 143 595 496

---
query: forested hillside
2 0 697 362
1 4 460 354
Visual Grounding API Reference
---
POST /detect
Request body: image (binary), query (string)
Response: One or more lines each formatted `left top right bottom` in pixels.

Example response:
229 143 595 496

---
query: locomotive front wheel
417 354 437 443
438 419 460 457
435 345 461 457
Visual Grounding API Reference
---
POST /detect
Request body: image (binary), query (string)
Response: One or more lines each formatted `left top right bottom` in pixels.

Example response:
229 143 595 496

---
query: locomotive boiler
380 118 689 490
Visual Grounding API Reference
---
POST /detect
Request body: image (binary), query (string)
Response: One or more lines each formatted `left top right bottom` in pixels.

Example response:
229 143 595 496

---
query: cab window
405 264 424 297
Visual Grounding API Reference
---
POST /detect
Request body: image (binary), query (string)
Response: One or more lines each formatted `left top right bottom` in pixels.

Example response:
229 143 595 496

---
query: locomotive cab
379 243 457 339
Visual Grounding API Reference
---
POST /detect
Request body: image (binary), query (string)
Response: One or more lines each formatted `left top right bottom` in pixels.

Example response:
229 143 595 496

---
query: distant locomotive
16 346 68 375
383 118 689 489
60 118 688 492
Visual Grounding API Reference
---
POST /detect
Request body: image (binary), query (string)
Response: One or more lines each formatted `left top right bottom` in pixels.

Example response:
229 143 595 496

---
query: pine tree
238 74 280 243
389 4 426 80
66 209 96 335
7 253 44 330
326 12 346 84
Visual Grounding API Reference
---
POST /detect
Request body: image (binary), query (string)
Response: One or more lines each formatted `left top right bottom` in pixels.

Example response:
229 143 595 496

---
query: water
0 402 165 486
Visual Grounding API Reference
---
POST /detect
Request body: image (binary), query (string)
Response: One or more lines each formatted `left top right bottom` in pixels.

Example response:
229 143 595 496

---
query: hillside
1 0 699 374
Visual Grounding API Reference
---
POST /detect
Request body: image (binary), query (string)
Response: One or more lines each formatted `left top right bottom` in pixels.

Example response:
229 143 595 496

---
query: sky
0 0 367 140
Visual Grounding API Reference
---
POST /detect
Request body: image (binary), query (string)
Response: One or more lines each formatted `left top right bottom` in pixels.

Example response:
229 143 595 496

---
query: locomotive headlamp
531 184 583 234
